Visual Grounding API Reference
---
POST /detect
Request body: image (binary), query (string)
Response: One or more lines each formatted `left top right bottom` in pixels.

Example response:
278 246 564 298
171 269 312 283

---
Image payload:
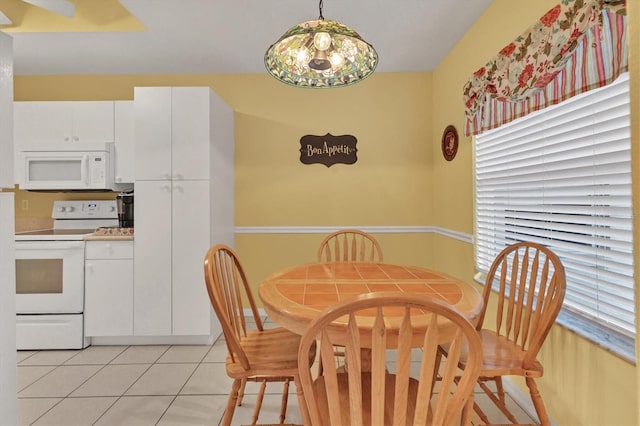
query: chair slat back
479 242 566 366
317 229 383 262
298 292 482 426
204 244 264 371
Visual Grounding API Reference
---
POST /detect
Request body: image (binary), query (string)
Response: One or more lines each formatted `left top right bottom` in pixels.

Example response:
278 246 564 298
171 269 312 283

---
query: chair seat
226 327 311 378
311 372 420 425
477 330 543 377
445 329 543 378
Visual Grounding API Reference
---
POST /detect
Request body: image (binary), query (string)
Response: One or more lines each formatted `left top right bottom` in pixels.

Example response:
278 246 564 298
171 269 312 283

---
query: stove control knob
57 206 66 212
66 206 75 212
109 206 116 212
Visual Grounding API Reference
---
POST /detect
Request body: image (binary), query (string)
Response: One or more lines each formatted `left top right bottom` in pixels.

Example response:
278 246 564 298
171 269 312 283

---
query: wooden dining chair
204 244 316 426
438 241 566 426
298 292 483 426
317 229 383 262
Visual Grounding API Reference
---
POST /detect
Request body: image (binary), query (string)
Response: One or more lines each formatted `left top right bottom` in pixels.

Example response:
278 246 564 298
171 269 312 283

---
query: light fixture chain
318 0 324 20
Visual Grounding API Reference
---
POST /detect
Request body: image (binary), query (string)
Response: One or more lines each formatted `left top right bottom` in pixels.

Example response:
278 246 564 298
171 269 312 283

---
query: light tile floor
16 319 537 426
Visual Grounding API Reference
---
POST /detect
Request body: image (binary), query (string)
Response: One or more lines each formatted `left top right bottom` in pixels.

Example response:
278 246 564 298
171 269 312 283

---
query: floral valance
464 0 627 136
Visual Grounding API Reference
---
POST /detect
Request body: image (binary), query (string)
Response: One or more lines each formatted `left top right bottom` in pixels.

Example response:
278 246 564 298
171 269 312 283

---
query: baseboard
89 334 215 346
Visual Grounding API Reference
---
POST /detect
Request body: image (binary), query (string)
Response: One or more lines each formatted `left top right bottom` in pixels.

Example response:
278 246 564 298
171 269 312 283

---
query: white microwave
17 142 132 191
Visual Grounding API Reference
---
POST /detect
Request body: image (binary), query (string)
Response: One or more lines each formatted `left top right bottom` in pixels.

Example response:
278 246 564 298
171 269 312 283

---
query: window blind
474 73 634 347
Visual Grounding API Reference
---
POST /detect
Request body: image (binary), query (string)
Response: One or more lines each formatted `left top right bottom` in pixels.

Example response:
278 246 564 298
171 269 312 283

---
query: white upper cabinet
134 87 210 181
14 101 114 148
171 88 210 180
134 88 171 180
114 101 134 184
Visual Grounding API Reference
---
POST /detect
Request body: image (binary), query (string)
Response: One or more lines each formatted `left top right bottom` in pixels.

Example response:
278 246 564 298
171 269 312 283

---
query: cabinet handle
64 137 70 142
86 263 93 273
173 173 183 180
73 136 79 142
162 172 171 180
162 184 171 192
172 184 184 192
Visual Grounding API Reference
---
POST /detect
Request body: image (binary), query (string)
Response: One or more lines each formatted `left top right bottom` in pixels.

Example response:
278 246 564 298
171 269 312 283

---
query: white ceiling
8 0 493 76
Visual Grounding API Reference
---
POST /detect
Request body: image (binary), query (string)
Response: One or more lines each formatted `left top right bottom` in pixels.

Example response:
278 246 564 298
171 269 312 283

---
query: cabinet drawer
85 241 133 259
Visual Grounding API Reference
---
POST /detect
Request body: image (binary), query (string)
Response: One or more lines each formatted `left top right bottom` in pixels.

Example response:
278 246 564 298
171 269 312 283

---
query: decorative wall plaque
299 133 358 167
441 125 459 161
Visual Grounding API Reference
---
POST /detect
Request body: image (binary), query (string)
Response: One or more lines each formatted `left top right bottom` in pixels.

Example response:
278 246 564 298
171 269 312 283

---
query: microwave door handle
81 154 89 185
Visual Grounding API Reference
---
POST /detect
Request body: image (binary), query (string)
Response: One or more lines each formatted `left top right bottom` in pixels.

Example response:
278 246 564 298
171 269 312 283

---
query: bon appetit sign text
299 133 358 167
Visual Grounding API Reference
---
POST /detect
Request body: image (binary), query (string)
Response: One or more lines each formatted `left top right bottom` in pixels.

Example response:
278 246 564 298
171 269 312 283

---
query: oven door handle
15 242 85 250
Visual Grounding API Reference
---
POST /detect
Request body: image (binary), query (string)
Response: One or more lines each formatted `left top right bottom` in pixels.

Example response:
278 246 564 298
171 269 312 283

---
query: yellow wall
9 1 638 424
431 1 638 425
12 72 437 281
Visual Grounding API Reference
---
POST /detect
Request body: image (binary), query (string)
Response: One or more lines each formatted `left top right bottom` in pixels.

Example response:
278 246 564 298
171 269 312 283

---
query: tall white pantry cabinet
134 87 233 339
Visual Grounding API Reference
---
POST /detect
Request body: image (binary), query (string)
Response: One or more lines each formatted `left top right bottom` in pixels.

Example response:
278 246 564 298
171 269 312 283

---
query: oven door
15 241 85 313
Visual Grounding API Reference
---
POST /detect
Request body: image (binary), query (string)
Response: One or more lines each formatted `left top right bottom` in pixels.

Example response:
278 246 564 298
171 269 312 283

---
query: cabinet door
134 180 172 336
171 180 212 336
114 101 134 184
134 87 172 180
172 88 210 180
85 258 133 336
72 101 114 144
14 102 72 146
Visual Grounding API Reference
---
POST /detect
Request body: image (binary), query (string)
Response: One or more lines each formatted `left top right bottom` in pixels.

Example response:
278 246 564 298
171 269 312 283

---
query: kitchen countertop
84 234 134 241
85 227 134 241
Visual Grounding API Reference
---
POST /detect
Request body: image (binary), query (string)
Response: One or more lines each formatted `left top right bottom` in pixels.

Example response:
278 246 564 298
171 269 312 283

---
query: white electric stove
15 200 118 350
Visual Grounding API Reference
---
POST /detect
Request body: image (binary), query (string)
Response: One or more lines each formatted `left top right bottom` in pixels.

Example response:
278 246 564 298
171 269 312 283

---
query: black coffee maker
116 192 134 228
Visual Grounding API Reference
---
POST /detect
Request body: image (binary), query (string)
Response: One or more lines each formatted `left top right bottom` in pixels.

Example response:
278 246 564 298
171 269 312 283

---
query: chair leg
495 376 505 402
526 377 551 426
433 348 444 393
279 378 290 424
293 374 312 426
251 379 268 425
478 378 519 424
472 396 491 425
461 394 475 426
221 379 242 426
237 378 247 406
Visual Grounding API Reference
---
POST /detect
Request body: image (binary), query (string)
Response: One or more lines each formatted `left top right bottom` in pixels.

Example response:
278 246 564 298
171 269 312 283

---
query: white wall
0 193 16 425
0 31 16 425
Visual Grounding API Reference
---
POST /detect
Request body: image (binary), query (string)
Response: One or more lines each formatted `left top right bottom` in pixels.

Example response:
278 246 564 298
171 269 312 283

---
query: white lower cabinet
133 180 212 336
171 180 212 336
84 241 134 337
133 181 172 336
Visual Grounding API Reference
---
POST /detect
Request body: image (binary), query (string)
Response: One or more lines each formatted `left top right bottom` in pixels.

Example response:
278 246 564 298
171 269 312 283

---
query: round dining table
259 261 484 347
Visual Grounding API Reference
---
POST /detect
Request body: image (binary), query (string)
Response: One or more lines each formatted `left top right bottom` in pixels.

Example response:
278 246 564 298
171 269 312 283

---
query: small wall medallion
441 125 459 161
299 133 358 167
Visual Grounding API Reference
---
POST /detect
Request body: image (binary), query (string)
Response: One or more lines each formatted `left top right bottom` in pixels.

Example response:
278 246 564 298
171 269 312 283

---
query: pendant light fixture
264 0 378 88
